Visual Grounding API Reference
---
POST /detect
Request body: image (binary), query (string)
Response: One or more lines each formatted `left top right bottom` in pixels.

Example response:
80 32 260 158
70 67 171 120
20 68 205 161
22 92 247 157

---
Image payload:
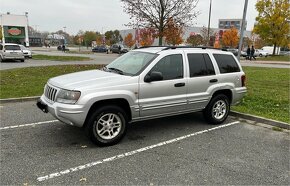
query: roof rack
139 46 228 51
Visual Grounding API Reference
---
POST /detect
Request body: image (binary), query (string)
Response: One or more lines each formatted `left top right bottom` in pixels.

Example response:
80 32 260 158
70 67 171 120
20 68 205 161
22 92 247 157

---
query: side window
187 53 215 77
150 54 183 80
213 54 240 73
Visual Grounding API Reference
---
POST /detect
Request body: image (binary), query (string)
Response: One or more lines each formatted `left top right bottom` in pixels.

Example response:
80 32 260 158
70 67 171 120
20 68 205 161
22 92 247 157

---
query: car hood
48 69 134 90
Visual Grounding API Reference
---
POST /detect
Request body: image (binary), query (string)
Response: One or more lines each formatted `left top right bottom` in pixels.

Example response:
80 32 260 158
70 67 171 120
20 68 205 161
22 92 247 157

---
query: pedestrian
250 45 256 60
246 46 250 60
118 45 121 54
62 44 65 52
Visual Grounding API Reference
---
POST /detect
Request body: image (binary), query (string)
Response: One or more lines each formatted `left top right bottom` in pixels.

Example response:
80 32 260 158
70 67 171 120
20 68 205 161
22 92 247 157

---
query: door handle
209 79 218 83
174 83 185 87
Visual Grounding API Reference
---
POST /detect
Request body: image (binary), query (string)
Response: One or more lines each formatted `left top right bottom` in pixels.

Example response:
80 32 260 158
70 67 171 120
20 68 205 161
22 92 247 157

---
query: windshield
106 51 157 76
5 45 21 50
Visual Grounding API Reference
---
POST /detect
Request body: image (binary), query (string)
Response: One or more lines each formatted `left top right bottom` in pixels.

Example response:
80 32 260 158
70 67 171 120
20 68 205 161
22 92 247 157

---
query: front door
139 53 187 118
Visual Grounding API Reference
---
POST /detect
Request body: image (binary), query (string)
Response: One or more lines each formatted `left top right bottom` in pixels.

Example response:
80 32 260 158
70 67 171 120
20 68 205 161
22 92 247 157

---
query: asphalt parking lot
0 101 289 185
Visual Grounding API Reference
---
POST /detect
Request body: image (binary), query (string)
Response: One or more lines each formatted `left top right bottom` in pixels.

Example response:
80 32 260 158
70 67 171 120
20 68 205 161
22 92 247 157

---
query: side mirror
144 71 163 82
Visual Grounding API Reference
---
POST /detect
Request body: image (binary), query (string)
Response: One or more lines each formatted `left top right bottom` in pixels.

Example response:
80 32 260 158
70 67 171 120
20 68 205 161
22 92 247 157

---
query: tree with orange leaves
164 18 183 46
124 33 135 48
222 27 239 48
139 28 155 47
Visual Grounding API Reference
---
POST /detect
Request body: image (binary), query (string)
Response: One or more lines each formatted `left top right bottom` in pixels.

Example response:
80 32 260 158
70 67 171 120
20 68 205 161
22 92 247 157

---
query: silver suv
37 46 247 146
0 43 25 62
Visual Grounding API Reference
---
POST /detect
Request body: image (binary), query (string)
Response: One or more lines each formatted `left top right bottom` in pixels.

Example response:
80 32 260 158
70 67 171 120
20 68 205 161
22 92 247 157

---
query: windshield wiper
108 67 124 75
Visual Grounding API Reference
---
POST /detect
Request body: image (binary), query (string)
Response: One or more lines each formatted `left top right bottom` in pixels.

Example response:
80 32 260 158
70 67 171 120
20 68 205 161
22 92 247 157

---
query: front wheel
85 105 127 146
203 94 230 124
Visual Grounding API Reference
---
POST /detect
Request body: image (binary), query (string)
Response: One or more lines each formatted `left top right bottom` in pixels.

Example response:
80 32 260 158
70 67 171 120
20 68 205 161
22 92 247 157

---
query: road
0 101 289 185
0 50 289 70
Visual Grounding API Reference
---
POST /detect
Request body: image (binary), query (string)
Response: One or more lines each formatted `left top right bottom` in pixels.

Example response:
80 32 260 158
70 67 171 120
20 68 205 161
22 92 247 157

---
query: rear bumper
232 87 247 105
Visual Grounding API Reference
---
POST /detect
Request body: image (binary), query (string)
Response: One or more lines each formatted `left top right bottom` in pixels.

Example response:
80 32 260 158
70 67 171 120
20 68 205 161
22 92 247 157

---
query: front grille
44 85 58 102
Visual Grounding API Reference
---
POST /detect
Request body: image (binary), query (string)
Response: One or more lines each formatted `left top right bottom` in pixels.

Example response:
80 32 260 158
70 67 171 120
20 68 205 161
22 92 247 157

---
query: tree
83 31 97 47
121 0 199 45
105 30 122 45
254 0 289 55
163 18 183 46
139 28 155 46
186 34 203 46
200 26 215 46
222 27 239 48
124 33 135 48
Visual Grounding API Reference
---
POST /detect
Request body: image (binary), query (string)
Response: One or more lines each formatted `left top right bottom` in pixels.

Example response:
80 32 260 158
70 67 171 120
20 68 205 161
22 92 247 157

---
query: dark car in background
57 45 69 51
110 44 129 54
92 45 108 53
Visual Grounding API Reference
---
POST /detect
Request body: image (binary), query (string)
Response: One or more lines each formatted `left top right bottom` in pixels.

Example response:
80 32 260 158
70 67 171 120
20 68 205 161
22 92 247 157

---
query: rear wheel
21 59 25 62
203 94 230 124
85 105 127 146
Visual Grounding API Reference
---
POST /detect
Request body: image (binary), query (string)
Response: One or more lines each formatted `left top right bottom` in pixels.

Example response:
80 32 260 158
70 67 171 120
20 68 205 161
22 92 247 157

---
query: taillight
241 75 246 87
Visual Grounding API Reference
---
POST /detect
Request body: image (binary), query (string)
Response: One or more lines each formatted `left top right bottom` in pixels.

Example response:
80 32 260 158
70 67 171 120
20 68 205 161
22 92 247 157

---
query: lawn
32 54 91 61
261 55 289 62
0 65 289 123
0 65 102 99
232 67 289 123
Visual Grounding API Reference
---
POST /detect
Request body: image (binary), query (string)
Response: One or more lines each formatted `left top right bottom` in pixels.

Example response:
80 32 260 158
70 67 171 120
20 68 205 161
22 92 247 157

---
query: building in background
0 13 29 46
218 19 247 30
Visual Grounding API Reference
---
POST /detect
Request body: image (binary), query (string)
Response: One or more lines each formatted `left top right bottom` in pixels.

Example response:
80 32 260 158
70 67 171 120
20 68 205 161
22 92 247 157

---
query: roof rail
139 45 228 51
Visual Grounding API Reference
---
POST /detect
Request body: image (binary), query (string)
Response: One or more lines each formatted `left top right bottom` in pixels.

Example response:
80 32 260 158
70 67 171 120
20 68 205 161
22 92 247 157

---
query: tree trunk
273 43 277 55
158 36 163 46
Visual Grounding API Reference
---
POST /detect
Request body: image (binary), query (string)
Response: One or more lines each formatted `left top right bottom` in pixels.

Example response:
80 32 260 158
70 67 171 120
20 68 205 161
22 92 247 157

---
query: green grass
261 55 289 62
0 65 289 123
32 54 91 61
0 65 102 99
233 67 289 123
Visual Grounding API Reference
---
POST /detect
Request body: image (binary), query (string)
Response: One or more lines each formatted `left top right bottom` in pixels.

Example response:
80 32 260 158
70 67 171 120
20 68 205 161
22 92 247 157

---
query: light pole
237 0 249 61
207 0 212 46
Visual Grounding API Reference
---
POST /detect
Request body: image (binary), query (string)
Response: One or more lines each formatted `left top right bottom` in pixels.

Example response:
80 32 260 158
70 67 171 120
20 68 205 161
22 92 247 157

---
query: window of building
213 54 240 73
150 54 183 80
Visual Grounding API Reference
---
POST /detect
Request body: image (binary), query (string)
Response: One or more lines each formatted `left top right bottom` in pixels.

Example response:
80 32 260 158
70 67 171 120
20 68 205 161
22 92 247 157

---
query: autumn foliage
164 18 183 46
186 34 203 46
124 33 135 48
139 28 155 47
222 27 239 48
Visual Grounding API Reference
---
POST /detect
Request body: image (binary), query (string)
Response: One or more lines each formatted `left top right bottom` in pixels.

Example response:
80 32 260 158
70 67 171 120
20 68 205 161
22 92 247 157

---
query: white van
261 46 280 55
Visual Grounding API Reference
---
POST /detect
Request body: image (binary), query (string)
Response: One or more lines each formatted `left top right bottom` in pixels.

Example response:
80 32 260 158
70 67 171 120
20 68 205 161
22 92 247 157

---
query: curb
1 97 289 130
230 111 289 130
0 96 40 104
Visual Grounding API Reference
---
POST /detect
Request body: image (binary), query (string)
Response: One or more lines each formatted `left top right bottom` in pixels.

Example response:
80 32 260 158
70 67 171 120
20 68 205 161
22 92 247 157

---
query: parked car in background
57 45 69 51
110 44 129 54
19 44 32 58
0 43 25 62
256 49 268 57
92 45 108 53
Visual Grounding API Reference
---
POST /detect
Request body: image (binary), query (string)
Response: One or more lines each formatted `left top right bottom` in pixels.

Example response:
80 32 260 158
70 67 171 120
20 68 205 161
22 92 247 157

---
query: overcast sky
0 0 258 35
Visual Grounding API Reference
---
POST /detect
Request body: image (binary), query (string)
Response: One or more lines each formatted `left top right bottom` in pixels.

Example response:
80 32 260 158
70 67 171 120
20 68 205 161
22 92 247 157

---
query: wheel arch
83 98 132 128
211 89 232 104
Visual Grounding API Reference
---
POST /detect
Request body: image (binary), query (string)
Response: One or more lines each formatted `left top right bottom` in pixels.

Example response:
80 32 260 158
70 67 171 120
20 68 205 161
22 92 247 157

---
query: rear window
5 45 21 50
213 54 240 73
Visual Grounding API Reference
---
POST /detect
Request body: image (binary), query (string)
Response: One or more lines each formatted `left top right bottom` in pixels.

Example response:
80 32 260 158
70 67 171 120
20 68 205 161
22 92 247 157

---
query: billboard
3 26 25 38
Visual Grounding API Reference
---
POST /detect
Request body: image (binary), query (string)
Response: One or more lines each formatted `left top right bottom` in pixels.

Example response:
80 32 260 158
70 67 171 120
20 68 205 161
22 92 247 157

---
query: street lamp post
237 0 249 61
207 0 212 46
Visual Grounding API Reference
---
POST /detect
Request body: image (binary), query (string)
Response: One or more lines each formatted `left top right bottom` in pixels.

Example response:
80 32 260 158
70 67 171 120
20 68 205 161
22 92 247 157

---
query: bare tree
121 0 199 45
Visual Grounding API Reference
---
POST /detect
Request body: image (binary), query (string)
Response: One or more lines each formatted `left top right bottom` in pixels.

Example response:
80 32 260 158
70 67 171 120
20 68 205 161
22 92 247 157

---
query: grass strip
260 55 289 62
32 54 91 61
0 65 101 99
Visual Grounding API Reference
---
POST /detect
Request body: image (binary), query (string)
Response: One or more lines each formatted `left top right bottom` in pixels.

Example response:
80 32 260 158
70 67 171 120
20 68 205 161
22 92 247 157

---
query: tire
203 94 230 124
259 54 262 57
85 105 127 146
21 59 25 62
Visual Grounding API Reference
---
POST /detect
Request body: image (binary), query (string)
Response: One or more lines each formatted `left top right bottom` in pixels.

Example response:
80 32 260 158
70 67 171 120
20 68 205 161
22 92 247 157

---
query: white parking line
0 120 58 130
37 121 240 182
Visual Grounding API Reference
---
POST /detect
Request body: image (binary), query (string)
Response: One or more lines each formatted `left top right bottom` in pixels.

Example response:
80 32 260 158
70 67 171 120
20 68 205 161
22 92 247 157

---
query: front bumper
36 96 88 127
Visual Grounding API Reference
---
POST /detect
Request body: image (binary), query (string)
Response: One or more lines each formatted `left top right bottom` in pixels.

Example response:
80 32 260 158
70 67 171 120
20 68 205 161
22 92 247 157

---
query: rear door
185 52 217 110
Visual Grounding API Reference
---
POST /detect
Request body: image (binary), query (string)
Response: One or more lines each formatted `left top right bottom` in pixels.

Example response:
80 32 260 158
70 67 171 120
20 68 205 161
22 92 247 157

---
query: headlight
56 89 81 104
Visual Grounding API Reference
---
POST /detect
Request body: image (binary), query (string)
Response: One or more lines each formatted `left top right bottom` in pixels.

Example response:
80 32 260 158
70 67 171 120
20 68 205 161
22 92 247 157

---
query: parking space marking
0 120 58 130
37 121 240 182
